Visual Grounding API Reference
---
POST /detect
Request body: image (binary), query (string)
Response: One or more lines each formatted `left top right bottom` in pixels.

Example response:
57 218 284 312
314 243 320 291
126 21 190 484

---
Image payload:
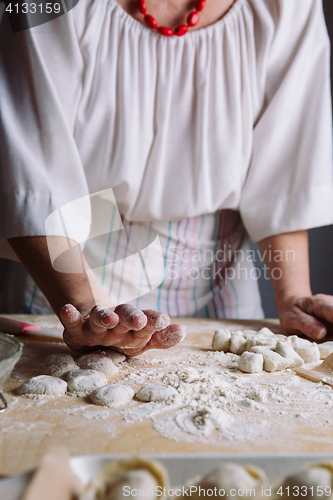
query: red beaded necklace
137 0 207 37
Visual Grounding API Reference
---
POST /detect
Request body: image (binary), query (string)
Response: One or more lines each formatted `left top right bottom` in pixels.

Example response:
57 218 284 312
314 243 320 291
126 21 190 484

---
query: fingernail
314 327 326 340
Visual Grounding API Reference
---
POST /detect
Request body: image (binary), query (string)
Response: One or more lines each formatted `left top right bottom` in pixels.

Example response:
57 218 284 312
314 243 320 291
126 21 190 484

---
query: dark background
257 0 333 318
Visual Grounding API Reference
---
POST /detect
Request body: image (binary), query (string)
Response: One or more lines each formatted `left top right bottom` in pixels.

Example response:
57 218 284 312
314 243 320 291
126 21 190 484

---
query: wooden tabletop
1 315 333 476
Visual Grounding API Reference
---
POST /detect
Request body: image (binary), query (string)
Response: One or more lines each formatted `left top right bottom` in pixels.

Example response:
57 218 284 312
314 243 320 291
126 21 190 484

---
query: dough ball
238 352 264 373
229 334 247 355
275 342 304 368
246 337 277 351
77 353 119 378
250 346 275 354
174 463 267 499
318 342 333 359
258 327 276 337
212 329 231 352
66 370 107 397
16 375 67 398
287 336 312 348
45 353 78 378
274 464 333 500
96 349 126 365
294 344 320 363
262 351 290 372
136 384 180 404
90 384 134 407
242 329 258 336
81 457 169 500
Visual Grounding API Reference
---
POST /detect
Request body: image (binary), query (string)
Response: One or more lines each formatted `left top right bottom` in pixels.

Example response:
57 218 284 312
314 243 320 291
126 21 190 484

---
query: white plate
2 453 333 500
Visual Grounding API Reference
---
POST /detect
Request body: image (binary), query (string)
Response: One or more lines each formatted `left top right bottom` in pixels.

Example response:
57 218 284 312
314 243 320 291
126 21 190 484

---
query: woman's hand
258 231 333 340
276 294 333 340
60 303 186 355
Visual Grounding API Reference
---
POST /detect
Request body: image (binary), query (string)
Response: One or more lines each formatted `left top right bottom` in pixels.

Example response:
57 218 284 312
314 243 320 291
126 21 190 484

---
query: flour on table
45 353 78 378
16 375 67 398
77 353 119 378
66 370 107 397
90 384 134 407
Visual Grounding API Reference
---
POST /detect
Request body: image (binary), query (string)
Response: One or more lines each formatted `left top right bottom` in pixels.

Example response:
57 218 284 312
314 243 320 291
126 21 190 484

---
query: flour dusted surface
4 317 333 455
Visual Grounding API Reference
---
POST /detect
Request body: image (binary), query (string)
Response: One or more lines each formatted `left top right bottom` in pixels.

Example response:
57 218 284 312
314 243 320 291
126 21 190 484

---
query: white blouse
0 0 332 256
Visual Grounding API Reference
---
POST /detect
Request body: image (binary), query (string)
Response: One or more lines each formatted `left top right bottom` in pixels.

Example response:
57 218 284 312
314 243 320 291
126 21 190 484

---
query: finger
296 295 333 325
283 305 327 340
89 305 119 333
113 304 147 332
144 323 187 351
60 304 86 350
141 310 170 331
60 304 83 331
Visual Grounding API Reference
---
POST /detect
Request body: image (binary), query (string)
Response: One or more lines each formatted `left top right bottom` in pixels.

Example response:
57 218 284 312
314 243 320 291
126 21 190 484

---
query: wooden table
1 315 333 476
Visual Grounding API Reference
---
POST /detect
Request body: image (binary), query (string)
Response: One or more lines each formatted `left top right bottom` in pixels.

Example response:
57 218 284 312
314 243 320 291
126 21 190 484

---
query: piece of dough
238 352 264 373
96 350 126 365
90 384 134 407
172 463 267 500
212 329 231 352
258 327 276 337
67 370 107 397
16 375 67 398
77 354 119 378
318 342 333 359
136 384 180 404
246 337 277 351
275 342 304 368
81 457 169 500
45 353 78 378
287 336 312 348
250 346 275 354
229 334 247 355
262 351 290 372
272 462 333 500
294 344 320 363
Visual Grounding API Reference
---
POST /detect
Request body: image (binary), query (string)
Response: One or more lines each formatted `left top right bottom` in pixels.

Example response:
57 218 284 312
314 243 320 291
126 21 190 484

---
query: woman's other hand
276 294 333 340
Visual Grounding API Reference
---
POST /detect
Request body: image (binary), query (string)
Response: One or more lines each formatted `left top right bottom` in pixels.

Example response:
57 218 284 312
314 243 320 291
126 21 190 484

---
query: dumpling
172 463 267 499
81 457 169 500
272 462 333 500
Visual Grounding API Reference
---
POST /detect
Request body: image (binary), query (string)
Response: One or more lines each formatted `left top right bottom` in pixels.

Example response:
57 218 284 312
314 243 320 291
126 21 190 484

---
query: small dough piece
258 327 276 337
67 370 107 397
287 336 312 348
81 457 169 500
45 353 78 378
318 342 333 359
246 337 277 351
136 384 180 404
294 344 320 363
77 353 119 378
250 346 275 354
238 352 264 373
262 351 290 372
212 329 231 352
229 334 247 355
275 342 304 368
16 375 67 398
90 384 134 407
273 463 333 500
242 329 258 336
173 463 267 500
96 349 126 365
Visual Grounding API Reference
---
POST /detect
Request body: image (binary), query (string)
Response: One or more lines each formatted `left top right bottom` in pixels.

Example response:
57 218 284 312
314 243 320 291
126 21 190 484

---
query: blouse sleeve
0 4 90 258
239 0 333 243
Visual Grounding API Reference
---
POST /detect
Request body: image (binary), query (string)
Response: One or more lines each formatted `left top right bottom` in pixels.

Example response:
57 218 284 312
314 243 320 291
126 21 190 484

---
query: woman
0 0 333 354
